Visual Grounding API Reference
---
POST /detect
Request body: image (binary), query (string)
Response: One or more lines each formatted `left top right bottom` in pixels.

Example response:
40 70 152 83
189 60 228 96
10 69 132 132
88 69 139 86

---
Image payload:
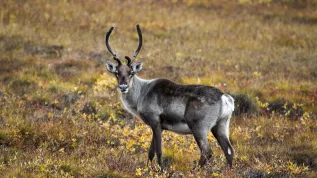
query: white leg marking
228 148 231 155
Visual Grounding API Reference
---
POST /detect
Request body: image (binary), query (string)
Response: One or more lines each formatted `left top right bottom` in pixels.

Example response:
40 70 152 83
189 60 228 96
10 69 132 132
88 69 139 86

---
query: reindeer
104 24 235 169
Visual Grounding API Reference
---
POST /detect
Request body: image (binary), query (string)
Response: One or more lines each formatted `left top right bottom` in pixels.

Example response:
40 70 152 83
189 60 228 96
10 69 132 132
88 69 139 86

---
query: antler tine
125 56 132 66
105 26 122 65
131 24 142 62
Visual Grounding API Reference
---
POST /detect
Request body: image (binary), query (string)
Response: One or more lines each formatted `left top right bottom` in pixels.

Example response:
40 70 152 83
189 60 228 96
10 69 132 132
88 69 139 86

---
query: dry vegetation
0 0 317 177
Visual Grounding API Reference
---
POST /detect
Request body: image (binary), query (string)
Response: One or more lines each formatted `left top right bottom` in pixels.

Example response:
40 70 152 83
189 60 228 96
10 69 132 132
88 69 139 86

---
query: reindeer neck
120 75 150 108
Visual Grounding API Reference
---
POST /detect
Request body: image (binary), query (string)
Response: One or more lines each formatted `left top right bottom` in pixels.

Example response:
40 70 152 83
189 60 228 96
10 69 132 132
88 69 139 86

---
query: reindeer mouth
120 88 129 93
118 84 129 93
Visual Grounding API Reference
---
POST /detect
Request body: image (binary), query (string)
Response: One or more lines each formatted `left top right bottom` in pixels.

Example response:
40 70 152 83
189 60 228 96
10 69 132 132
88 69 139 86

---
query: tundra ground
0 0 316 177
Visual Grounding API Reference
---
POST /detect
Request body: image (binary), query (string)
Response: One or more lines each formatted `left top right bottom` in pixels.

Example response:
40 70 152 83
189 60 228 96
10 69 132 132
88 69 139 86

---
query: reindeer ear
106 61 117 73
132 61 143 73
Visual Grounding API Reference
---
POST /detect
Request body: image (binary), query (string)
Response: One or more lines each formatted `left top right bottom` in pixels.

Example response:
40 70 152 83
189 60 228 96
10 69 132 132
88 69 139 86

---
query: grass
0 0 317 177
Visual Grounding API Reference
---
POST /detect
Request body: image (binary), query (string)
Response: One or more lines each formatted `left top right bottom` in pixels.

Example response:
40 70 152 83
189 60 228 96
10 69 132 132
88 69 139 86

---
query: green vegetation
0 0 316 177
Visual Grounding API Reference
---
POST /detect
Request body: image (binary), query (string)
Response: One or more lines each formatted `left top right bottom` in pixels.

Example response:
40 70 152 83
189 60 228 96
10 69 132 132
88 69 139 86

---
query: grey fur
118 75 235 168
104 24 235 169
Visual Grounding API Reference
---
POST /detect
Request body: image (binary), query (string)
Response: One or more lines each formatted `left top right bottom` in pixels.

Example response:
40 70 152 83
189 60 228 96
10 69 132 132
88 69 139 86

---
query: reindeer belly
162 122 192 134
160 112 192 135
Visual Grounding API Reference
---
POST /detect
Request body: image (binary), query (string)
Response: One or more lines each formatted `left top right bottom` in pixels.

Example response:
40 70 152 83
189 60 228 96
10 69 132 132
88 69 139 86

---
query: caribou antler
133 24 143 60
105 26 122 65
125 24 143 66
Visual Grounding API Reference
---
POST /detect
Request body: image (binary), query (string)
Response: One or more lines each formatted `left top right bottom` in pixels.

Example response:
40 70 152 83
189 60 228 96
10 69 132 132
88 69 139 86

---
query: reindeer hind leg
211 116 234 167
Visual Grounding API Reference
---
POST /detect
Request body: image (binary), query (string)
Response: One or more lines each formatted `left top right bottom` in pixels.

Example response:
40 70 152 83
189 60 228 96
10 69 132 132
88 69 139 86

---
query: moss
9 77 38 95
0 130 14 146
289 145 317 169
231 93 258 117
0 57 25 75
0 35 26 51
267 98 304 119
18 123 44 148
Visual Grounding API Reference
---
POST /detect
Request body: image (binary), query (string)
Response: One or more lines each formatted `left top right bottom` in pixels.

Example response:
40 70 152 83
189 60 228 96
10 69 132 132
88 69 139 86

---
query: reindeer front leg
147 134 156 166
151 125 163 168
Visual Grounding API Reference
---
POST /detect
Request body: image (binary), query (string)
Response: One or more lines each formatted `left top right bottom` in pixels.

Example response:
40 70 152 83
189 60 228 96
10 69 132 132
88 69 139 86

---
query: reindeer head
105 24 143 94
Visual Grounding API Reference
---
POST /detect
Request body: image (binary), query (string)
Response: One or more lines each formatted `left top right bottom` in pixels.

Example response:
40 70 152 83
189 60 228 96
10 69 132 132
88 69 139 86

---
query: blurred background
0 0 316 177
